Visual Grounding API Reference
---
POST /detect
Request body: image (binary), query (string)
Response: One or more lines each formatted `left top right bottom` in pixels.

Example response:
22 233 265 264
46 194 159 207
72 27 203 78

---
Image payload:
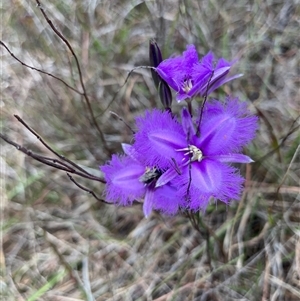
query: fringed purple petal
175 159 244 211
153 183 184 215
100 155 145 205
155 59 181 92
134 109 186 169
197 97 258 155
198 113 237 155
181 45 199 69
200 51 214 69
194 54 241 96
156 45 198 94
215 57 232 69
191 52 214 94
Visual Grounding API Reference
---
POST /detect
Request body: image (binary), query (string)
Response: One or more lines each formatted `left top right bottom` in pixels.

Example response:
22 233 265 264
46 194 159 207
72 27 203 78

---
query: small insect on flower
139 167 162 184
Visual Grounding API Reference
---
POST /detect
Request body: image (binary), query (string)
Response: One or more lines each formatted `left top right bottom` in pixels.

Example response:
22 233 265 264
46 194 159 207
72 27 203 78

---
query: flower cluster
100 43 258 217
155 45 243 102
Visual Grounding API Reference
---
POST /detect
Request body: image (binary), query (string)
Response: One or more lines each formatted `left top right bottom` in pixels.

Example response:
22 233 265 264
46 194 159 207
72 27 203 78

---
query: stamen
176 144 203 162
182 78 193 92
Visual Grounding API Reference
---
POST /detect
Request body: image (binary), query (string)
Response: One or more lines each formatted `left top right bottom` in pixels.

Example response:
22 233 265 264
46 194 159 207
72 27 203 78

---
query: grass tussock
1 0 299 300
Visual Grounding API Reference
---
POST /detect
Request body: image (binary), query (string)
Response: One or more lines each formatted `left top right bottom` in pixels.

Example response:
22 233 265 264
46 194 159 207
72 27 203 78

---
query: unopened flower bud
158 79 172 109
149 39 163 89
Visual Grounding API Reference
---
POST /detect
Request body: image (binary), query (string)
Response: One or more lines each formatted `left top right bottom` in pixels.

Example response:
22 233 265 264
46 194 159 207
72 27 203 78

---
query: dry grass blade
2 0 299 300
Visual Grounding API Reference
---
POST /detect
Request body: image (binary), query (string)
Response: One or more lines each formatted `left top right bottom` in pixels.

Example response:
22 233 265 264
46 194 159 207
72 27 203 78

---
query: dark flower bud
158 79 172 109
149 39 163 89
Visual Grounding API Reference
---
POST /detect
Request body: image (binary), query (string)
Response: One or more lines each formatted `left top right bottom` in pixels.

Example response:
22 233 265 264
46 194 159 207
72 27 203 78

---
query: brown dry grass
1 1 299 300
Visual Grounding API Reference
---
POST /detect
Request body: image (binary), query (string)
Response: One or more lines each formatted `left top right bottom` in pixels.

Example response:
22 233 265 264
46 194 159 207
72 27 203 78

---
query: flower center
139 167 162 184
182 77 193 93
177 144 203 162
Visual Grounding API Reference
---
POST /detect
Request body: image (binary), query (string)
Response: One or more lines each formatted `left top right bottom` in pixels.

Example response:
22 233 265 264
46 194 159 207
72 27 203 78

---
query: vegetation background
1 0 299 300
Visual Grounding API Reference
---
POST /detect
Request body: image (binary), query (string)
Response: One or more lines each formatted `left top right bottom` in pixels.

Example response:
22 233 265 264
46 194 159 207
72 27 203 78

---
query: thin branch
109 111 135 134
67 173 141 207
67 174 109 204
100 65 154 115
35 0 110 155
0 41 84 95
14 115 100 179
124 65 154 84
1 133 69 171
0 133 106 183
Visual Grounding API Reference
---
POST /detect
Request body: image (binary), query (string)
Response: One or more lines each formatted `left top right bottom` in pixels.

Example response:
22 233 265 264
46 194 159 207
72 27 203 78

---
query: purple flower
155 45 242 102
100 144 183 217
133 97 258 211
